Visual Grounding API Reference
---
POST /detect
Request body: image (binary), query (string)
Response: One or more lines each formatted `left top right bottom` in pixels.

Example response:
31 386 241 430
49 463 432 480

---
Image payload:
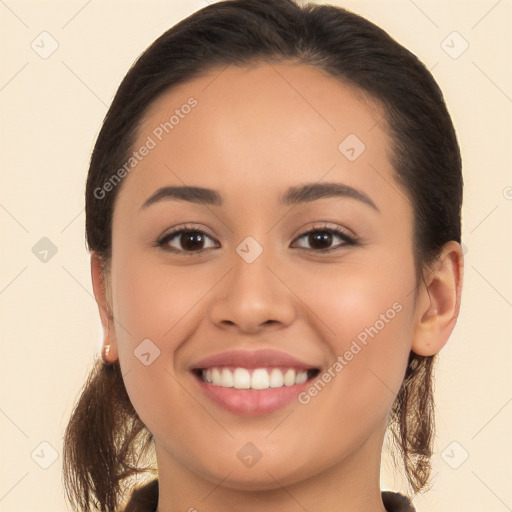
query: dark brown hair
63 0 462 510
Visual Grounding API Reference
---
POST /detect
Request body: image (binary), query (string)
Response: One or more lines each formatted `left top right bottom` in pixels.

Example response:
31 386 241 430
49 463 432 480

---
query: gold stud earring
102 344 111 364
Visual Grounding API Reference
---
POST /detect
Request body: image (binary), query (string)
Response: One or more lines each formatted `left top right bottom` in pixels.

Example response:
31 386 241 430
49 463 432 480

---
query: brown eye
158 229 217 254
292 227 356 253
306 231 334 250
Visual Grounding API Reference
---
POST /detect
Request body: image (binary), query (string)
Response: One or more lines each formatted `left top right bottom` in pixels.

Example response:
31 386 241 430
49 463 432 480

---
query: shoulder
123 481 415 512
122 478 158 512
382 490 416 512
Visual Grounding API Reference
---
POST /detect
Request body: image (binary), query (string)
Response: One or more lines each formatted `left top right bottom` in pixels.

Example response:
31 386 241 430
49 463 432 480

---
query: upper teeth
201 367 308 390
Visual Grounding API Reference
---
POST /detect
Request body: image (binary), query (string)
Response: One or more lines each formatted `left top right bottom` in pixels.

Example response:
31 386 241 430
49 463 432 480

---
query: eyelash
155 223 357 256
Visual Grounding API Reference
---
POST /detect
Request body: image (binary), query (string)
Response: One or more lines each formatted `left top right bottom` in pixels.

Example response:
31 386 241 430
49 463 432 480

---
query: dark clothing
124 479 416 511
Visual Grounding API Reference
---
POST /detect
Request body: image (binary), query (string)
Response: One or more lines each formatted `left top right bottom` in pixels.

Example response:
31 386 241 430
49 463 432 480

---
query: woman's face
107 62 425 489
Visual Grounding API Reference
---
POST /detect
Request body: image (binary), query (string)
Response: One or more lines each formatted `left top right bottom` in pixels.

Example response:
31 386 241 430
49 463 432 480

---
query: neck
154 430 388 512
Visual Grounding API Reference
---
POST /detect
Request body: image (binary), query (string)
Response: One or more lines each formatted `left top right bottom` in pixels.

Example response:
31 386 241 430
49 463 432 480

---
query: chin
190 449 322 492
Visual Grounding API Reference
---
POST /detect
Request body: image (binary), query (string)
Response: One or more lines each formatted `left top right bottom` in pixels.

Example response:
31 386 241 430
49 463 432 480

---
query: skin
91 62 463 512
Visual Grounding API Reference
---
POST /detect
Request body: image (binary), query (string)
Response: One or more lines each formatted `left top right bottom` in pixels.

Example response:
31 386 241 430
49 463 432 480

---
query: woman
63 1 464 511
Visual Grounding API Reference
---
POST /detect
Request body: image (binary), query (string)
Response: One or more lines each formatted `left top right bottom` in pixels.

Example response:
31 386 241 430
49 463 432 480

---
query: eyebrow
140 182 378 211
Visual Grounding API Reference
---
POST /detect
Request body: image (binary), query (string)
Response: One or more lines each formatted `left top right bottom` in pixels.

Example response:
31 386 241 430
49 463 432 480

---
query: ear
91 252 118 363
411 241 464 357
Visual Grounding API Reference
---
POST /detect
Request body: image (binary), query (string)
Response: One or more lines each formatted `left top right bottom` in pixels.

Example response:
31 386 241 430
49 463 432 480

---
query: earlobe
411 241 464 357
91 252 118 363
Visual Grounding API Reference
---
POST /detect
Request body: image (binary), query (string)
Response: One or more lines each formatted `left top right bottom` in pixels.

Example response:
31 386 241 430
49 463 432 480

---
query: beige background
1 1 511 511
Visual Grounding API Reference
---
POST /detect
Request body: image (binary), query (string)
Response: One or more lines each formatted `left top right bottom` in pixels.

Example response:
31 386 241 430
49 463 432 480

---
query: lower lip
194 374 311 416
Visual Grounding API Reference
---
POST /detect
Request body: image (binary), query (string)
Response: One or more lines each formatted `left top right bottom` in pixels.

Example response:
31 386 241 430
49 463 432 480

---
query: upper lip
191 349 319 370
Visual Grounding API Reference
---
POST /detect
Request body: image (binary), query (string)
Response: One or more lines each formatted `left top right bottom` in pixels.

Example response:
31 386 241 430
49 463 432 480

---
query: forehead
116 62 406 217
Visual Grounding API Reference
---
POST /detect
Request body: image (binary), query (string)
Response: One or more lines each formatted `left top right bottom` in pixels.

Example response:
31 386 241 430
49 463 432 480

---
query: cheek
296 258 415 422
109 255 220 429
111 254 216 349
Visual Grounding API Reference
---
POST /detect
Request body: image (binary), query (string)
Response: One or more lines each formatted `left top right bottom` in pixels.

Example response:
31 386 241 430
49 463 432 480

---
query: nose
209 247 297 334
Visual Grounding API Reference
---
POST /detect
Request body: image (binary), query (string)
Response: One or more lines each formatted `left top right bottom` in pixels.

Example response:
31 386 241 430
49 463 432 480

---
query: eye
291 224 357 253
157 225 218 254
156 223 357 255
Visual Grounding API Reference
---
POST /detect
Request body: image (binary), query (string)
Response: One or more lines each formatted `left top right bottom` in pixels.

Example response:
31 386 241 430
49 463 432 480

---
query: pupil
182 231 204 250
310 232 331 249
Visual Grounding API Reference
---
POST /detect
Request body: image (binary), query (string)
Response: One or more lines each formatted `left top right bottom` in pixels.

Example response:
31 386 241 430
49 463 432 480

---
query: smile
190 349 322 415
199 367 317 390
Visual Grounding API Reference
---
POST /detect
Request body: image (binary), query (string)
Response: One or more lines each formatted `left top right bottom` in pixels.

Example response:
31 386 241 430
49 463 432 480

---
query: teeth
295 370 308 384
221 368 233 387
233 368 251 389
269 368 284 388
251 368 269 390
283 369 295 386
211 368 221 386
200 367 309 390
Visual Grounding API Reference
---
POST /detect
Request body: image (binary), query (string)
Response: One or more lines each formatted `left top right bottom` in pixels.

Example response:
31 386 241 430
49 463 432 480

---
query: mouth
191 366 320 416
193 366 320 390
189 349 322 416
